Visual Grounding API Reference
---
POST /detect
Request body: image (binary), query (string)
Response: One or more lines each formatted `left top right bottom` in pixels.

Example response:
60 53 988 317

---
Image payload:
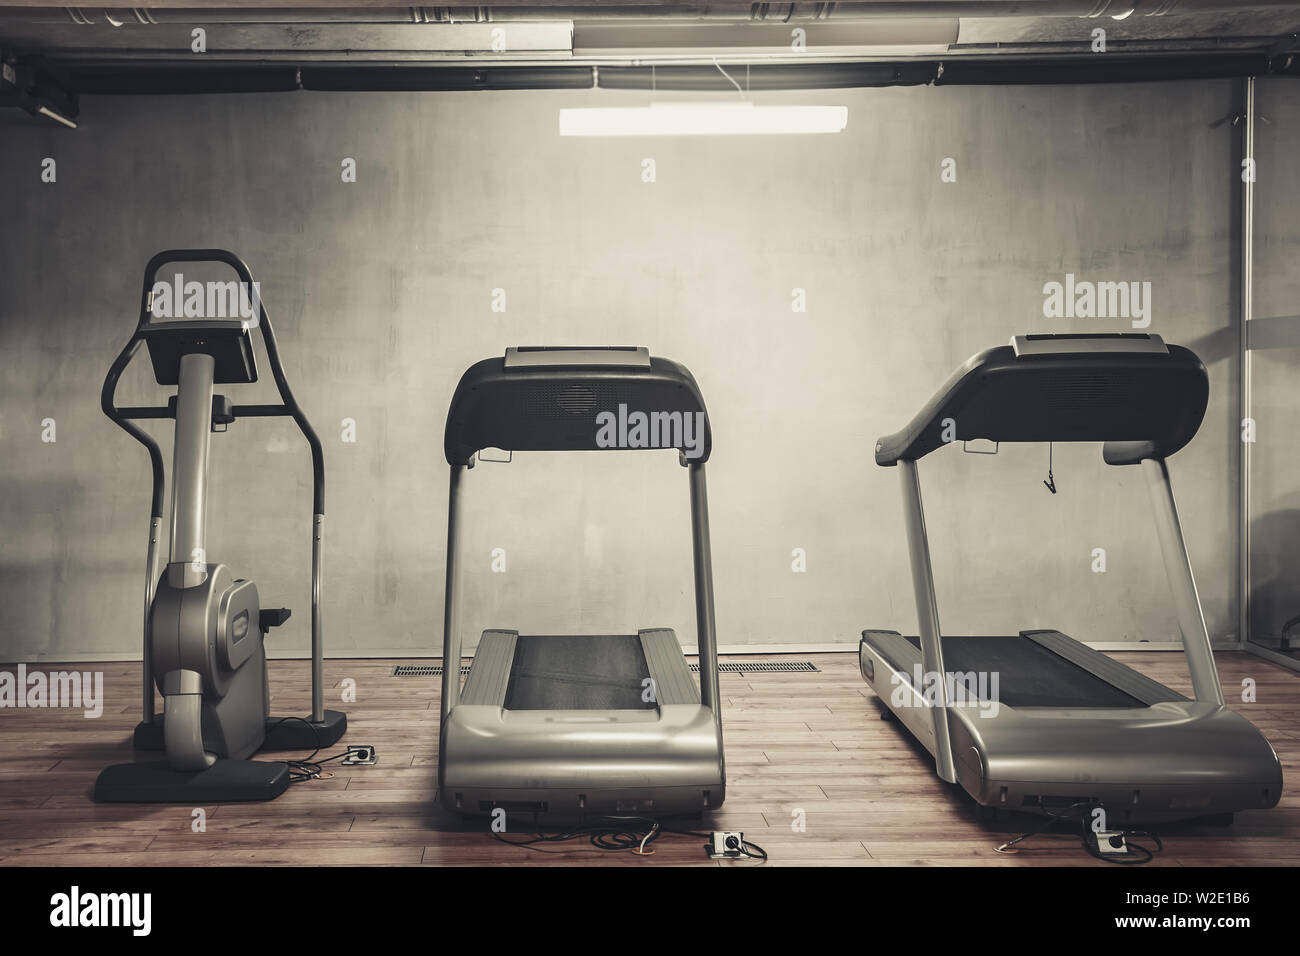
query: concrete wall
0 77 1282 662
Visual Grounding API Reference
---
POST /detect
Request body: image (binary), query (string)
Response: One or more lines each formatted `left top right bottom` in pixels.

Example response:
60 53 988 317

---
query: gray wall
0 78 1287 662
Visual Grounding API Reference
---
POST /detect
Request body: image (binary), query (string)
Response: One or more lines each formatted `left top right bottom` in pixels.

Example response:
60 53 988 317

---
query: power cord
994 801 1088 853
491 816 768 862
993 803 1163 865
261 716 351 784
491 816 668 855
727 837 768 862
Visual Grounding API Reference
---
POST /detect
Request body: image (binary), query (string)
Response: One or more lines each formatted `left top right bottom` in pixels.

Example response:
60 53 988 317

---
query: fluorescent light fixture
36 105 77 129
559 101 847 137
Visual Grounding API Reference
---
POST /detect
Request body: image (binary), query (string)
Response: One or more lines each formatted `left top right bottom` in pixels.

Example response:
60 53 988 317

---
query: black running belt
504 635 655 710
901 635 1145 708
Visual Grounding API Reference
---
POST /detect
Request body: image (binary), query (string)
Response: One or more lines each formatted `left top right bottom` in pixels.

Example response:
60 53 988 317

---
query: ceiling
2 2 1298 125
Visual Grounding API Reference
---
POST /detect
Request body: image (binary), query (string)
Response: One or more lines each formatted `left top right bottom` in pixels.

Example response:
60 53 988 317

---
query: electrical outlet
1089 830 1129 856
706 831 745 859
341 745 378 766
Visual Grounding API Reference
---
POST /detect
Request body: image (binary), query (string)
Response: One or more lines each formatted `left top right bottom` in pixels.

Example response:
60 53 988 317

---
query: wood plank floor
1 651 1296 867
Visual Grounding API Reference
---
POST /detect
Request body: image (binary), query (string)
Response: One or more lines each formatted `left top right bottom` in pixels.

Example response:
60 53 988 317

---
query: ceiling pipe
57 48 1293 96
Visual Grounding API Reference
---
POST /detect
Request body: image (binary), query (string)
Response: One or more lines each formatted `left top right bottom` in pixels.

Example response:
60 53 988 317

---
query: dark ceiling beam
50 48 1299 95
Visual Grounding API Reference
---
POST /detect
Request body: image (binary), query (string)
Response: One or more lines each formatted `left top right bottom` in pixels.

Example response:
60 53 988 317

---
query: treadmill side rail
641 628 701 706
1020 630 1187 706
860 632 938 758
460 630 518 706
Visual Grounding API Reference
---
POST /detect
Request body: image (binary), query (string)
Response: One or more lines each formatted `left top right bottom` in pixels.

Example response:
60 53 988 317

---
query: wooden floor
1 651 1297 867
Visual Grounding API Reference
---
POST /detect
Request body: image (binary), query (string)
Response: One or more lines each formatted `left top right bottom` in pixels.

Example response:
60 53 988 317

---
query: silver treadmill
860 333 1283 824
437 347 725 817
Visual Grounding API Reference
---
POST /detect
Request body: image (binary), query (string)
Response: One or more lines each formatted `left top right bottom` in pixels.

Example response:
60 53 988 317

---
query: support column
1142 458 1225 706
441 463 467 718
167 351 214 589
1238 75 1255 650
899 459 957 783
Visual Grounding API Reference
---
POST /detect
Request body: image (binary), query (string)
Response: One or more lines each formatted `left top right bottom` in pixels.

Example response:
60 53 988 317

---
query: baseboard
7 639 1253 666
1242 641 1300 673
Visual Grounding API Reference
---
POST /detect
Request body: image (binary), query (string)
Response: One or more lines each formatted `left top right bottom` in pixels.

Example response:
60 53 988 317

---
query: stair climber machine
94 250 346 803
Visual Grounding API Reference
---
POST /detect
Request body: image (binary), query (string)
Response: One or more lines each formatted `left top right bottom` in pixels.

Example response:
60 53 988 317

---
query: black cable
258 715 350 784
490 816 767 862
994 801 1087 853
993 802 1162 865
491 816 665 855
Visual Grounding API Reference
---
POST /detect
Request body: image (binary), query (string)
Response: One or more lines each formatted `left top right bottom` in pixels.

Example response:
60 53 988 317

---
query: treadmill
860 333 1283 824
437 347 725 817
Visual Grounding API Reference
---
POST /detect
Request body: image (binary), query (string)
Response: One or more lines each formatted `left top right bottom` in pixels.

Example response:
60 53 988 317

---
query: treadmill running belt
902 635 1145 708
504 635 655 711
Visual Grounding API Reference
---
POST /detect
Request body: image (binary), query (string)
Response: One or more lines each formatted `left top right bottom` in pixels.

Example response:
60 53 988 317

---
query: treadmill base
859 631 1284 825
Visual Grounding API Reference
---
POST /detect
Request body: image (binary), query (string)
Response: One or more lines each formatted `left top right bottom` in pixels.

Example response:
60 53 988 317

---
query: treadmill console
1010 333 1168 358
504 346 651 369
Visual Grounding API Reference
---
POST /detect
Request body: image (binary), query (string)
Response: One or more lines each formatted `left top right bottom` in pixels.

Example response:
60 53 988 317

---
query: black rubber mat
902 635 1145 708
504 635 655 711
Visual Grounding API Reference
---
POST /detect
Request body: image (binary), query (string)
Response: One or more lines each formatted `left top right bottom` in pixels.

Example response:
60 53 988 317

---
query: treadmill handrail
873 336 1209 466
443 350 712 464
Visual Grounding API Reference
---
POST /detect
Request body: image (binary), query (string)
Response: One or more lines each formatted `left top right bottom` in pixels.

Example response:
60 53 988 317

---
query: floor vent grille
692 661 820 675
392 664 471 677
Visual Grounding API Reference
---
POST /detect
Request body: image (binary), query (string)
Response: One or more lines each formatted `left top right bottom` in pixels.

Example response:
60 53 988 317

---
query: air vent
392 664 471 677
689 661 820 675
525 382 630 421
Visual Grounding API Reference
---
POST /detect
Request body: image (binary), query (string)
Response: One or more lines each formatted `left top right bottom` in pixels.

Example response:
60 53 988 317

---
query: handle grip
137 248 262 332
